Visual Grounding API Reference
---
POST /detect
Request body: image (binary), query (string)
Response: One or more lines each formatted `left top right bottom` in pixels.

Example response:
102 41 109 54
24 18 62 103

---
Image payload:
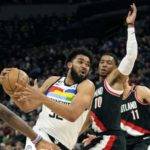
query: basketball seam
2 74 13 95
13 69 20 92
26 74 29 85
8 71 14 92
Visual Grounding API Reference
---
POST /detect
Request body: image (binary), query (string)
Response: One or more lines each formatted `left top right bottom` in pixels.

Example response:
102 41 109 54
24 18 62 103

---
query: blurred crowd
0 13 149 149
0 0 92 5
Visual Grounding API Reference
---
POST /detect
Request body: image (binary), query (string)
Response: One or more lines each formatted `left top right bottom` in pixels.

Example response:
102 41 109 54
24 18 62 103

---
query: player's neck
99 76 105 83
65 74 75 86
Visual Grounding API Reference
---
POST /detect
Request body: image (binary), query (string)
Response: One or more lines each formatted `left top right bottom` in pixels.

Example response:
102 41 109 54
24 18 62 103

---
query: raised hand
126 3 137 26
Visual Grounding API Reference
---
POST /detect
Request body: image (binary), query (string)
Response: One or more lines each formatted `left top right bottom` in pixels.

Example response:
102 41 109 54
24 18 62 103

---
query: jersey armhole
104 79 123 97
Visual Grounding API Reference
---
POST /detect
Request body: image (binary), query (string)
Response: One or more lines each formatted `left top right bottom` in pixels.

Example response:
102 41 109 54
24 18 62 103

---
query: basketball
2 68 29 96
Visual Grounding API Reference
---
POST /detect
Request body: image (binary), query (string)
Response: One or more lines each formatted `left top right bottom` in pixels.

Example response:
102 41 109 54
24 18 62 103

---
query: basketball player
13 49 95 150
121 77 150 150
79 3 138 150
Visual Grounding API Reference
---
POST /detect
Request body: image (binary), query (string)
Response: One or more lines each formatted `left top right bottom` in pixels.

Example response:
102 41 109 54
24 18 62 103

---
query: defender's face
68 54 90 79
99 55 117 77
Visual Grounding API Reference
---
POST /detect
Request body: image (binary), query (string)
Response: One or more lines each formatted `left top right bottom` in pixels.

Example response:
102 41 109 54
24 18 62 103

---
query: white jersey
36 77 89 149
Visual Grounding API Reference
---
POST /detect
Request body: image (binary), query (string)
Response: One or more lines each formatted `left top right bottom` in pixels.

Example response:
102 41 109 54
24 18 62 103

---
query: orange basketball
2 68 29 96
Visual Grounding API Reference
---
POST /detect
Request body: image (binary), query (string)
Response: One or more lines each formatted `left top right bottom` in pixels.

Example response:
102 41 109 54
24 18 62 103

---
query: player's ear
67 61 72 69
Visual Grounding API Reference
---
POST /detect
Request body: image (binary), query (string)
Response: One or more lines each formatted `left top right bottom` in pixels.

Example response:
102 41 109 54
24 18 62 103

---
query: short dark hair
66 49 93 64
101 52 119 66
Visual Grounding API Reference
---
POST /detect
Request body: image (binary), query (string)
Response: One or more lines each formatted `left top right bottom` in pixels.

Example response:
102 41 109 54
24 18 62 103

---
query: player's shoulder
136 85 147 93
79 79 95 89
46 76 61 82
135 85 149 104
40 76 61 93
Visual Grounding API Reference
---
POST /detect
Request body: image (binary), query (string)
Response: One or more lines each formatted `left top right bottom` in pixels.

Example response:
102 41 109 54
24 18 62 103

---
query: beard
70 67 87 83
99 73 107 78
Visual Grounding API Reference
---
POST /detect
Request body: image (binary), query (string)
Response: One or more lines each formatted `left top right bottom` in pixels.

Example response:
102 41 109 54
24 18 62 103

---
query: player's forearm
42 97 79 122
126 27 138 58
118 27 138 75
0 104 37 140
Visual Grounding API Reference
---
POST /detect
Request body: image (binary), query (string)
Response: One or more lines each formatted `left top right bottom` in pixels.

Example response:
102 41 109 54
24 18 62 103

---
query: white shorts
24 126 53 150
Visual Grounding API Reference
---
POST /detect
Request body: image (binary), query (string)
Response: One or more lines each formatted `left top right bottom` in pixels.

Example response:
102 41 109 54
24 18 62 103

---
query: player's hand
82 134 97 146
126 3 137 26
13 83 45 110
36 139 60 150
33 79 39 88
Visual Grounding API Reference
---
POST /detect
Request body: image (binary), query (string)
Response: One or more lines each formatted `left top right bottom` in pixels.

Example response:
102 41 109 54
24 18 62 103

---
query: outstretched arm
118 3 138 76
0 104 37 140
107 3 138 89
0 104 58 150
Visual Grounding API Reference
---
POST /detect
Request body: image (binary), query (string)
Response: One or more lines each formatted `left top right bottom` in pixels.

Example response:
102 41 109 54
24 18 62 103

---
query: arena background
0 0 149 149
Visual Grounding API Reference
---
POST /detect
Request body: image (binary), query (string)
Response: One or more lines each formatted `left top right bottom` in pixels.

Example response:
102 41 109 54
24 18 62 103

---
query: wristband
31 134 42 145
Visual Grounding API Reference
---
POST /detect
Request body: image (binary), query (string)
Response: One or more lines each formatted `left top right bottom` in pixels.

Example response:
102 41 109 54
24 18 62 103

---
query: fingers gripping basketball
2 68 29 96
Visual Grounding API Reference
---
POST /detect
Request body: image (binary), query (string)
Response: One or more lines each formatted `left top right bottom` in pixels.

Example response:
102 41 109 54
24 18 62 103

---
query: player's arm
42 80 95 122
107 3 138 89
136 86 150 104
0 104 58 150
0 104 37 140
13 76 60 113
15 80 95 122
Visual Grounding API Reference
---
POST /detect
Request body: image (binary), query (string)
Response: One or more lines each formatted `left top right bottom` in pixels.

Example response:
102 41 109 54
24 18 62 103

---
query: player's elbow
67 112 79 122
67 116 77 122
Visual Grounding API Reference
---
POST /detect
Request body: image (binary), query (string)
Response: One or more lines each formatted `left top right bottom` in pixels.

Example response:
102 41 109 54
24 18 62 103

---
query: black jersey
91 80 123 133
81 80 126 150
121 86 150 138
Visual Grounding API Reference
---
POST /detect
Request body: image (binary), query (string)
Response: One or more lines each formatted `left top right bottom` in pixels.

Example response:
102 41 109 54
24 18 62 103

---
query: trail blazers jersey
91 80 123 133
121 86 150 138
88 80 126 150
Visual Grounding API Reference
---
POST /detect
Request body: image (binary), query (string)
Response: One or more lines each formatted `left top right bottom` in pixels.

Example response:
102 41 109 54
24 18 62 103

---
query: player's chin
80 73 87 79
100 71 108 77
